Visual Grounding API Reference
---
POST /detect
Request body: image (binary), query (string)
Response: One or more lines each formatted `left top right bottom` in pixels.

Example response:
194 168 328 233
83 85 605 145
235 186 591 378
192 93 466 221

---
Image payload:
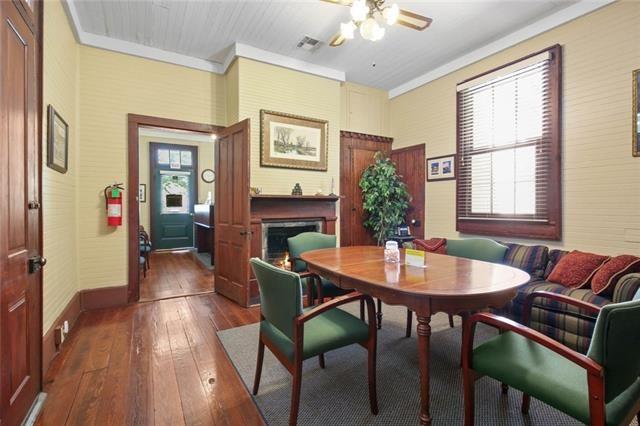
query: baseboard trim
42 292 81 375
79 285 129 311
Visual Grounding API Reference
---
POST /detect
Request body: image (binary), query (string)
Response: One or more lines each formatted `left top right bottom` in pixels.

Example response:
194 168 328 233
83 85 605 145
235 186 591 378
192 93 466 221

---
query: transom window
456 45 562 240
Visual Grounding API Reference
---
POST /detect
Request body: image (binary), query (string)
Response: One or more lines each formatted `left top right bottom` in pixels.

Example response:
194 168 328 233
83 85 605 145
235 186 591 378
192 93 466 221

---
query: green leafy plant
359 151 411 246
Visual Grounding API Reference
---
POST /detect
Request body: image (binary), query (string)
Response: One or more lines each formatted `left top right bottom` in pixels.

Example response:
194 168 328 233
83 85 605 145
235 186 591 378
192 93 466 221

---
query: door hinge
28 200 41 210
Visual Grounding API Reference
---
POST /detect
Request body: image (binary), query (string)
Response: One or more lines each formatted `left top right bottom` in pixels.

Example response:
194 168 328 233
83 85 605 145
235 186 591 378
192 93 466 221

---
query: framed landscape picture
426 154 456 181
633 69 639 157
260 110 328 171
47 105 69 174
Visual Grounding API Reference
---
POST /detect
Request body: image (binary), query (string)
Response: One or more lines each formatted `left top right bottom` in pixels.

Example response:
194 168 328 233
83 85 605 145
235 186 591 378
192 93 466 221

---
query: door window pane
180 151 192 166
169 150 181 169
161 174 189 214
157 149 169 164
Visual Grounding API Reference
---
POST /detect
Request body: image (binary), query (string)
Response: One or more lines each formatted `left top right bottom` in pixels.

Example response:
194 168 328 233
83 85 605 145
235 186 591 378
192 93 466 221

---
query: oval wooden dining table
300 246 530 426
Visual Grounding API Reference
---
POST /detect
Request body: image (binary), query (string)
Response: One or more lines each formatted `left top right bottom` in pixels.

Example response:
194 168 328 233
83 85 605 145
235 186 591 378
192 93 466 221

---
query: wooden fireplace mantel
248 194 339 304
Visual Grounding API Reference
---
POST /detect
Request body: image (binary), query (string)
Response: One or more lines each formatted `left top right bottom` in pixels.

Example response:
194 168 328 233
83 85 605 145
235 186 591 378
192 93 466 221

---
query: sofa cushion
613 273 640 303
591 255 640 296
543 249 569 279
547 250 610 288
502 243 549 280
413 238 447 254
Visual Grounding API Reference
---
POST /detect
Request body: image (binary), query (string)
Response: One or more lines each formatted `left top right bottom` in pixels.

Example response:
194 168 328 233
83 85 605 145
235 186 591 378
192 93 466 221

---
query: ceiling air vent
297 36 322 52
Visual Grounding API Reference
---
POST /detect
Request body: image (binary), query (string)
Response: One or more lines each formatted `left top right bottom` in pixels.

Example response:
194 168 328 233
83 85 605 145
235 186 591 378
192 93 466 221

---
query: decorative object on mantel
426 154 456 181
260 110 328 171
250 187 262 196
291 183 303 196
329 177 337 196
47 105 69 174
633 69 639 157
315 188 325 196
360 151 410 246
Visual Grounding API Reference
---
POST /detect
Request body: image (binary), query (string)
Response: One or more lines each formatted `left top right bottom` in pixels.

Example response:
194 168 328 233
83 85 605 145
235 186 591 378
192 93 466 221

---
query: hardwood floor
140 250 214 302
37 294 264 425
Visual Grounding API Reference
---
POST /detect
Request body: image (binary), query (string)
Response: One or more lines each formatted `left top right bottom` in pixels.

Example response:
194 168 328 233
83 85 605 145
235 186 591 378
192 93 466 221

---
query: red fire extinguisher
104 183 124 227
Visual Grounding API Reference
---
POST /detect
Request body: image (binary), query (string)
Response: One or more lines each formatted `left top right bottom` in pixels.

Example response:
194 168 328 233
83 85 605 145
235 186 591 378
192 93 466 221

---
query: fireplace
261 220 322 265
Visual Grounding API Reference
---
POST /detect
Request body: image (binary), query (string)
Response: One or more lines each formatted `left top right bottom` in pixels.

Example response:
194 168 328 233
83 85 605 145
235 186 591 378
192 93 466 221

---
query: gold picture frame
633 69 639 157
260 110 328 171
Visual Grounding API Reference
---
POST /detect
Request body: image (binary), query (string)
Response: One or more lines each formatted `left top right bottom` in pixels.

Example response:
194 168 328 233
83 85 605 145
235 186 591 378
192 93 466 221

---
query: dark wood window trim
456 44 562 240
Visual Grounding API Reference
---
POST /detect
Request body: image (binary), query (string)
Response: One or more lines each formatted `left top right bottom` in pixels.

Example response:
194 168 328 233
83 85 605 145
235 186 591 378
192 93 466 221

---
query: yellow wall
390 1 640 255
42 0 79 333
341 82 390 137
236 58 342 197
139 134 215 236
77 46 226 290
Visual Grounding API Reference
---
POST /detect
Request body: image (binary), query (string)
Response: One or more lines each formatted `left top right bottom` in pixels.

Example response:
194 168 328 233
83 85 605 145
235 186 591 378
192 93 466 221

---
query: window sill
457 218 561 241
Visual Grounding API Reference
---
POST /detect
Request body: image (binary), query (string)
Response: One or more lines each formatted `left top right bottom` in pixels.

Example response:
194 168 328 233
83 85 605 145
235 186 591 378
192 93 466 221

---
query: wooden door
214 119 251 306
149 143 198 250
339 132 392 246
392 144 426 239
0 0 43 424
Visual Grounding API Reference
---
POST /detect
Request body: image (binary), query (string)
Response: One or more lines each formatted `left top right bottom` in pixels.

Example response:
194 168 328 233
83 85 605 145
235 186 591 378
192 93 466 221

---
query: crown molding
388 0 616 99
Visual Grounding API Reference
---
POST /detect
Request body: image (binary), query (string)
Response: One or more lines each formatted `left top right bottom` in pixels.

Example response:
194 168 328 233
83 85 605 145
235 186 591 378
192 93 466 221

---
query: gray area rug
218 304 584 425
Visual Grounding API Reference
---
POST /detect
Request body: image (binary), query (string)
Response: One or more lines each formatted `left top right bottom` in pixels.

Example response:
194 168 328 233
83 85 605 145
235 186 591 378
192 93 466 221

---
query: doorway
392 144 426 239
128 115 223 302
149 143 198 250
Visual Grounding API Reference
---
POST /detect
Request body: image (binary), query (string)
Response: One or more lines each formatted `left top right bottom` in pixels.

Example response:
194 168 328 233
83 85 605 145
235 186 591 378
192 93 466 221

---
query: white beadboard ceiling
69 0 596 93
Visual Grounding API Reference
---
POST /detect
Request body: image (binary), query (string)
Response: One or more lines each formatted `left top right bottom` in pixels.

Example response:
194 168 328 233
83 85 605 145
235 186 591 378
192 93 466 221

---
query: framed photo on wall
47 105 69 174
633 69 639 157
426 154 456 181
260 110 328 171
139 184 146 203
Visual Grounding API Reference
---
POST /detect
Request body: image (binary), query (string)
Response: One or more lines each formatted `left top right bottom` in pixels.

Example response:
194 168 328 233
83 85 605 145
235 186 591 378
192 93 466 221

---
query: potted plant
359 151 411 246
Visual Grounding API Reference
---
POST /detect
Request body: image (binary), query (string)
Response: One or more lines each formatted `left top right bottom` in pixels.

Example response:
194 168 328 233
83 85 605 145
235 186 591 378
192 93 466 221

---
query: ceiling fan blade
397 9 433 31
320 0 353 6
329 31 346 47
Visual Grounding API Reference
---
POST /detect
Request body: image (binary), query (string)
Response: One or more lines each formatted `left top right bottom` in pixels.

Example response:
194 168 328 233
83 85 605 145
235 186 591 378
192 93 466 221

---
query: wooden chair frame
462 290 640 426
253 292 378 426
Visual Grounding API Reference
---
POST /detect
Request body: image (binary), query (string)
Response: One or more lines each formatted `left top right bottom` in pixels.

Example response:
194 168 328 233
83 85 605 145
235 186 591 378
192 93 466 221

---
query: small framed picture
426 154 456 181
139 184 146 203
46 105 69 174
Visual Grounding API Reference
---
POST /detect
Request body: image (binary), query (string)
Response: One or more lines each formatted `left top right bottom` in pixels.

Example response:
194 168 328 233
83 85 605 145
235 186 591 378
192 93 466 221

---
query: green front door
150 143 198 250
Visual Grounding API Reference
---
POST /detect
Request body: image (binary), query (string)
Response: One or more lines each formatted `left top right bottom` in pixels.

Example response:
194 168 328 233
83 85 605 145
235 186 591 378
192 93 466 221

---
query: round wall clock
201 169 215 183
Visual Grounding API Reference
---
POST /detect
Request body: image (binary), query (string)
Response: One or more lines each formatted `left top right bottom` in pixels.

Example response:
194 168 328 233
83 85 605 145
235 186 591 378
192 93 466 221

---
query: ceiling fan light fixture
350 0 369 22
360 17 383 41
340 21 357 39
382 3 400 25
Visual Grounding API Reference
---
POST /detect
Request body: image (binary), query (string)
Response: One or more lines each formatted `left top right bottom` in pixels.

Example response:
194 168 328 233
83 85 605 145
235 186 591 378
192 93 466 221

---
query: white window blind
457 52 553 221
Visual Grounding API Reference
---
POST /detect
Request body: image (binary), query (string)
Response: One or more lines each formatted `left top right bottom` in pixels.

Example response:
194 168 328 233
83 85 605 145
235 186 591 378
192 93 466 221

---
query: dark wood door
392 144 426 239
339 132 392 247
0 0 43 424
214 119 251 306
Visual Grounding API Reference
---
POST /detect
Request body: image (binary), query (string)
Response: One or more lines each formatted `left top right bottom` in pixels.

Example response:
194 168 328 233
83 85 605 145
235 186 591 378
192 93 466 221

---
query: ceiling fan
322 0 433 46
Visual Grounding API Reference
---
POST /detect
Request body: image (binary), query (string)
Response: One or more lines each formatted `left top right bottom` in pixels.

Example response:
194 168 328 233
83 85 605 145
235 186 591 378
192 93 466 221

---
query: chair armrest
522 290 601 326
463 312 603 377
296 292 371 324
612 273 640 303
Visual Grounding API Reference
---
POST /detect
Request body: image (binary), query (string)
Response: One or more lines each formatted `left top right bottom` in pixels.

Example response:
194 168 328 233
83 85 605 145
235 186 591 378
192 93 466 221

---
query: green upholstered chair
462 290 640 426
287 232 352 306
250 258 378 425
406 238 509 337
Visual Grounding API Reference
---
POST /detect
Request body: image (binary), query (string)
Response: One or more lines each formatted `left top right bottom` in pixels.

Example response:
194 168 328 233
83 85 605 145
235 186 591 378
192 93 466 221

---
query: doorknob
28 256 47 274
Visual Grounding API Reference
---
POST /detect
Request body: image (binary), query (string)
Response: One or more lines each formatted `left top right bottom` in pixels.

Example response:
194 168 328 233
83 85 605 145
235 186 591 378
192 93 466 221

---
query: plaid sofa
409 239 640 354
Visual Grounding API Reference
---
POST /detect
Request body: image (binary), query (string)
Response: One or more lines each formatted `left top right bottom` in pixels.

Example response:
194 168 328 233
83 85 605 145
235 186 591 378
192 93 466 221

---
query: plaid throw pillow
503 243 549 279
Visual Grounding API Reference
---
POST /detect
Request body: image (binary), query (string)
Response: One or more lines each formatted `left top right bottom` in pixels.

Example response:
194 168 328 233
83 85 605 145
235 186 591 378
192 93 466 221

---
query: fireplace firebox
261 221 323 265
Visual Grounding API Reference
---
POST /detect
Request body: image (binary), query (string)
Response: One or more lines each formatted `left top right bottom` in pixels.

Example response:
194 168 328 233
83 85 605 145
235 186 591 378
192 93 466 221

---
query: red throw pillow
591 255 640 296
413 238 447 254
547 250 610 288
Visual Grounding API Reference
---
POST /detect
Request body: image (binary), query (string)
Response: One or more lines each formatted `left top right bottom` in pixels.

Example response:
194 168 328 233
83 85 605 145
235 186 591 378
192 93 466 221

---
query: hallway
140 251 214 302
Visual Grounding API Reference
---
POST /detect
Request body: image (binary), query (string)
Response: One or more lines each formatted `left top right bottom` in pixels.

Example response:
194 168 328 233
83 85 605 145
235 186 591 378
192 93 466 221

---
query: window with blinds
456 45 562 240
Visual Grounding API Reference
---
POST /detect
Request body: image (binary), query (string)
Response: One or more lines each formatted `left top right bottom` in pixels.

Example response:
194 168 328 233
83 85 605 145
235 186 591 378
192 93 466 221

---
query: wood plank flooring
140 251 214 302
37 293 263 425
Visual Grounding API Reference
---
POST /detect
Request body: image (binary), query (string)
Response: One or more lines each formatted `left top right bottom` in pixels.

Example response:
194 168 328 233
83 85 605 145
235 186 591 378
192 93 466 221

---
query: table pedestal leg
417 315 432 426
